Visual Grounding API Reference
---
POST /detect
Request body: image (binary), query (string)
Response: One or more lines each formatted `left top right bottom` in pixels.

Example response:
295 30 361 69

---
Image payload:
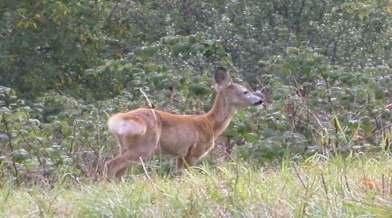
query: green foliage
0 0 112 96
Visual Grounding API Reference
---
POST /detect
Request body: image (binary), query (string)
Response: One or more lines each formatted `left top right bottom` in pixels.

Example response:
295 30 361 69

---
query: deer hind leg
105 142 160 179
105 110 162 179
104 149 138 178
106 136 128 178
105 137 160 179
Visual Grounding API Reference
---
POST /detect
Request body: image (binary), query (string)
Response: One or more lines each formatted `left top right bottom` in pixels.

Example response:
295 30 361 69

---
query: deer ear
214 67 232 88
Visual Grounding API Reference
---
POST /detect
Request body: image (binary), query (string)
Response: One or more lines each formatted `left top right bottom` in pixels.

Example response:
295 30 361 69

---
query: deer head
214 67 263 108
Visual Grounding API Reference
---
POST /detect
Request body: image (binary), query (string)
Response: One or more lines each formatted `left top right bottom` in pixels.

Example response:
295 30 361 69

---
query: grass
1 153 392 218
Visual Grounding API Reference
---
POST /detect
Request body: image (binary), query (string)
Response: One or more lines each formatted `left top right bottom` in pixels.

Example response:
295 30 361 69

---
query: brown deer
104 67 263 178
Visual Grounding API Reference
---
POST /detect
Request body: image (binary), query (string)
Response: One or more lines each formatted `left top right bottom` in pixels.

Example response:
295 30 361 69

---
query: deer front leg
175 156 197 175
175 157 185 173
176 156 194 171
176 141 214 172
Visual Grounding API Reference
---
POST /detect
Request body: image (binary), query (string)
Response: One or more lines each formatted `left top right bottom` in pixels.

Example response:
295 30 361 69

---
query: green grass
1 154 392 218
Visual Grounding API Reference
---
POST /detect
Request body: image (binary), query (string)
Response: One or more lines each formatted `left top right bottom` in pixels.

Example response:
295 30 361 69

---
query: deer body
105 68 263 178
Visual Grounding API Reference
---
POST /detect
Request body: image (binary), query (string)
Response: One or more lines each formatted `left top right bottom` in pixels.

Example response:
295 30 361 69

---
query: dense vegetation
1 0 392 216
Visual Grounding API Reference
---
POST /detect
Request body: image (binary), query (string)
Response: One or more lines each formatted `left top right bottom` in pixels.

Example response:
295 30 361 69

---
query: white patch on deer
108 117 146 136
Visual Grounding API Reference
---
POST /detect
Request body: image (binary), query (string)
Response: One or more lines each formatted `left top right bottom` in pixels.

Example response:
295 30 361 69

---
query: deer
104 67 263 179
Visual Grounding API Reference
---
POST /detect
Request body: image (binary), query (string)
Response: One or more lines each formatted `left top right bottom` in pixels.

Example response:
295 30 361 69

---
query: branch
139 88 155 108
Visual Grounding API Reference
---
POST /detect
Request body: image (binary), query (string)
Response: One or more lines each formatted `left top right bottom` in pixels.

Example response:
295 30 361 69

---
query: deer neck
206 91 236 138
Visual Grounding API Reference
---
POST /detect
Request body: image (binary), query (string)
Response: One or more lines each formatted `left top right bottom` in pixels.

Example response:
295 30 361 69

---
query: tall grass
1 153 392 217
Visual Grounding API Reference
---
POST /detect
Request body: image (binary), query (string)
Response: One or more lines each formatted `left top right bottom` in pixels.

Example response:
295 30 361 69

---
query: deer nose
254 99 263 106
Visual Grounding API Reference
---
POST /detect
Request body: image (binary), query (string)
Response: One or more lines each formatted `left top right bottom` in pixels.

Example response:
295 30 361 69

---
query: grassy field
1 153 392 218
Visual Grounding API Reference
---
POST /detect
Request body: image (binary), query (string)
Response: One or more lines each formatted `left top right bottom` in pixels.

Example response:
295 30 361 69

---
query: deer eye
243 91 249 95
